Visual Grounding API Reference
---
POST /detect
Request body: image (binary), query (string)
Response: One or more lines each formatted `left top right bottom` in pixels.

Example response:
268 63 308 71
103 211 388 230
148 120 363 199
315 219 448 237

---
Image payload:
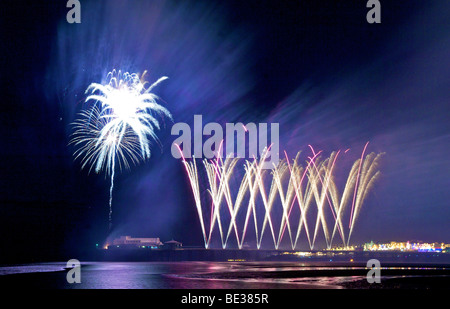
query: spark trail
179 145 383 250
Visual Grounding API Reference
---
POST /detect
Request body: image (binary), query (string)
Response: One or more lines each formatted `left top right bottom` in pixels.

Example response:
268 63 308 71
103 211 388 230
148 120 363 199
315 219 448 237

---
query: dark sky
0 0 448 262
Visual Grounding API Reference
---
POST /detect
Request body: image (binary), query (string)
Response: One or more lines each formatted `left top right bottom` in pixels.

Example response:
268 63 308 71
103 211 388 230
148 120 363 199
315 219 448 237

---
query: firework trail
347 151 384 246
180 144 383 250
176 148 208 248
71 70 171 227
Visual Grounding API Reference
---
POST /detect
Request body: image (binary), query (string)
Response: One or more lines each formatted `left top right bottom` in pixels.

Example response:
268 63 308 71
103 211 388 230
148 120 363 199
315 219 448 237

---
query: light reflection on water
0 261 442 289
68 262 350 289
0 262 67 276
0 261 363 289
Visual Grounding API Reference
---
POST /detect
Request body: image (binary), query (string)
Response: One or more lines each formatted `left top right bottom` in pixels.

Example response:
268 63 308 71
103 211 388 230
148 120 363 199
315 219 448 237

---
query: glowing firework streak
273 160 295 249
286 151 318 250
349 142 369 229
179 144 383 250
347 151 383 246
306 149 342 249
71 70 171 226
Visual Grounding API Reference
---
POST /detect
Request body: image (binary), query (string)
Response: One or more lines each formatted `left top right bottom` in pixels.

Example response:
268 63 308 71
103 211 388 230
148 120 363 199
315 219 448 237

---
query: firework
71 70 171 226
179 144 383 250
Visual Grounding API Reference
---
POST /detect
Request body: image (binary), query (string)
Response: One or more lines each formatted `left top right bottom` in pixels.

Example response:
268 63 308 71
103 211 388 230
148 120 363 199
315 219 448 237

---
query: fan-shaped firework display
70 70 172 225
179 143 383 250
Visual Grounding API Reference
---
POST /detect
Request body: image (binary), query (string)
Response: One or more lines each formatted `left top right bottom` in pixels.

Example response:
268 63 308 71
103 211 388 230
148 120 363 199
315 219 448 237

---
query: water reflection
67 262 354 289
1 261 447 289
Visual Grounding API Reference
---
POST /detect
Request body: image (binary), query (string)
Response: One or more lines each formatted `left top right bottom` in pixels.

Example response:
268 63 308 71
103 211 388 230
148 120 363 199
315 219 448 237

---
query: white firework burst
70 70 171 226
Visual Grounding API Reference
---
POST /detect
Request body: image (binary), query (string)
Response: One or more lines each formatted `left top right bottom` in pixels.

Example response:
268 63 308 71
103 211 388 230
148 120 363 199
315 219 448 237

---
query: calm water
0 261 370 289
0 261 448 289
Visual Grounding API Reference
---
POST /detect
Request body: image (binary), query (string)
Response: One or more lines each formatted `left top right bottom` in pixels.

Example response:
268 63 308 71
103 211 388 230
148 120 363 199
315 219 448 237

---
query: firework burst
70 70 171 226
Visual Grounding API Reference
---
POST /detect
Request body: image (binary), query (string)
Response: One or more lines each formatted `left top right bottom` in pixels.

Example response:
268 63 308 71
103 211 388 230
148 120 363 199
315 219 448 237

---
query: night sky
0 0 449 263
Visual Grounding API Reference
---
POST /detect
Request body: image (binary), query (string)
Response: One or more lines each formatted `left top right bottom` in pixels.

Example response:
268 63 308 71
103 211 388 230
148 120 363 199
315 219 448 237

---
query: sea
0 261 449 289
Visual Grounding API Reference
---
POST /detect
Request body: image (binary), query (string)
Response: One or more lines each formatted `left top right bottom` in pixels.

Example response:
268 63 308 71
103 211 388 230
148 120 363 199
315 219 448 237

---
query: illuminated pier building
107 236 183 250
111 236 163 249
